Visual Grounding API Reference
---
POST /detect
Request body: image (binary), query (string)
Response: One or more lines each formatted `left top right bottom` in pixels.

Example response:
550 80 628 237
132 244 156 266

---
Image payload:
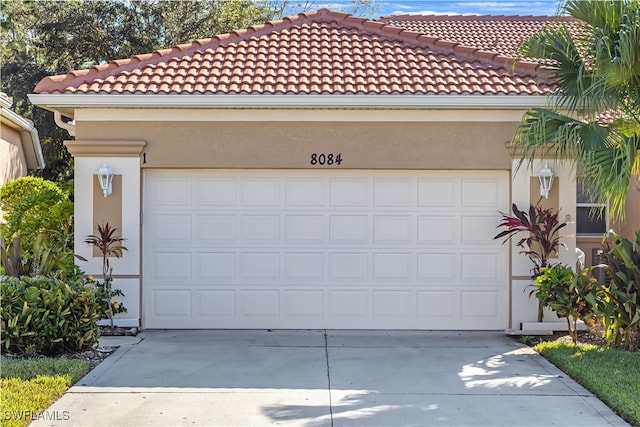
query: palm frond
511 108 586 170
512 1 640 221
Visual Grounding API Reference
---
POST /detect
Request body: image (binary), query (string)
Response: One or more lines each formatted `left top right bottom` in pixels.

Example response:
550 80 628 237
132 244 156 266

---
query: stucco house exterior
30 10 639 331
0 92 44 188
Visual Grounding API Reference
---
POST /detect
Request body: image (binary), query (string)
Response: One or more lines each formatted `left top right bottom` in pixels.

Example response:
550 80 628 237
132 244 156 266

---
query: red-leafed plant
84 222 127 327
495 203 567 321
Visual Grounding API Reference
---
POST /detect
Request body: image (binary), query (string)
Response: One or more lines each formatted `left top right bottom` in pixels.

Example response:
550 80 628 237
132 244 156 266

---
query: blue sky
315 1 562 17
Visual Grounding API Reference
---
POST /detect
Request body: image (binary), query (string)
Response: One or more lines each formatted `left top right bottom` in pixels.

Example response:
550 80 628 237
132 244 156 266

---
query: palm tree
512 0 640 221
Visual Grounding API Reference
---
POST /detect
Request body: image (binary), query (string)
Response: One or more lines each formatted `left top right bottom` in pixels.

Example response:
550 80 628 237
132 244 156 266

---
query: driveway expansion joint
324 329 334 427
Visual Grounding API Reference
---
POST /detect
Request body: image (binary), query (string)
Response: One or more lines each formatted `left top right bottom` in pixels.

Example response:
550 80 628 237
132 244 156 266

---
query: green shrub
589 230 640 350
534 264 599 343
1 235 83 280
0 276 100 356
85 275 127 321
0 176 73 258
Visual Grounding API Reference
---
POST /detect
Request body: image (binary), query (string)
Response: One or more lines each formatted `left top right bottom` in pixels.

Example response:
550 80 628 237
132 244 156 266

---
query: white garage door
143 170 508 329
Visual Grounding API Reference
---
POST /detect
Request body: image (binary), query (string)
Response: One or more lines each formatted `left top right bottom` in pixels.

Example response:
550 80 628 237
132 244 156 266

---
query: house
30 9 639 330
0 92 44 188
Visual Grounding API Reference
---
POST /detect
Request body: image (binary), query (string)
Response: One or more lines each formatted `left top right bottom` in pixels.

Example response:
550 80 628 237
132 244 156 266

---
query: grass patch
0 357 91 427
534 341 640 426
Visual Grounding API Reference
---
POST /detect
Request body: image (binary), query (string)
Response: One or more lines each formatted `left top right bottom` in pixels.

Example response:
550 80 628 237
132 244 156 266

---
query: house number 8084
310 153 342 166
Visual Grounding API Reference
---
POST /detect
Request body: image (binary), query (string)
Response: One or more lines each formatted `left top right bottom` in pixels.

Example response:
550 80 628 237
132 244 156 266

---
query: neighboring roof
378 14 577 57
0 92 45 169
34 9 558 97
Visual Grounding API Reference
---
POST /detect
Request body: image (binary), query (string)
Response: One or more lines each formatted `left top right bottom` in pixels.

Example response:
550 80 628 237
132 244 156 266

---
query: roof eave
29 94 553 114
0 107 45 170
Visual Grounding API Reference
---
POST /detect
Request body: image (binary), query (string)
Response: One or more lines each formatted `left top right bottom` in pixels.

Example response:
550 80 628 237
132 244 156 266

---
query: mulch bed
74 326 141 368
98 326 139 336
525 321 639 350
2 327 139 370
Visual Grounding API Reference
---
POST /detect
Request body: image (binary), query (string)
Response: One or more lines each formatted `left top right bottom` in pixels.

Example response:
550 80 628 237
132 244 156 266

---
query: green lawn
534 341 640 426
0 357 90 427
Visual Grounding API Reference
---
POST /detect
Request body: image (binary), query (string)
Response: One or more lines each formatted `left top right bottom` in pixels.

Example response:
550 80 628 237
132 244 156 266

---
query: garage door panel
462 178 506 207
418 291 457 317
329 253 368 281
148 177 192 206
151 214 192 244
330 215 368 243
330 178 368 206
373 291 413 316
285 215 324 243
241 253 280 280
373 253 412 281
418 215 457 244
418 179 457 206
196 252 235 280
241 215 280 242
144 170 508 329
285 253 324 280
374 178 412 206
153 289 191 317
374 215 411 243
241 178 280 205
461 215 502 245
417 253 457 282
152 252 191 280
242 290 280 316
284 290 324 316
286 178 324 206
196 177 236 205
461 291 499 318
195 290 236 316
329 290 368 316
196 214 235 242
460 252 504 282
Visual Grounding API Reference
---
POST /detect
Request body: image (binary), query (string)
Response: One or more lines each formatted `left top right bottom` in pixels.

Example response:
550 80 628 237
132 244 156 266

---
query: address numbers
310 153 342 166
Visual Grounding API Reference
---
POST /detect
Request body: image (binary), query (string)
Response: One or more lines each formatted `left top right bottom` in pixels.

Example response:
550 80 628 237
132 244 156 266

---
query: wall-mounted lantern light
97 162 114 198
538 160 554 199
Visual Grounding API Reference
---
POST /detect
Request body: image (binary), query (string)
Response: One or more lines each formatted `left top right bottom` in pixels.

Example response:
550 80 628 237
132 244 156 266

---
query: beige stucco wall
68 113 639 330
616 176 640 240
75 121 518 170
0 123 28 185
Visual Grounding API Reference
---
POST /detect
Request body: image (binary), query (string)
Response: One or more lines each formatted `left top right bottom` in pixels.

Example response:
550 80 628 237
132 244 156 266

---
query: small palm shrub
0 276 100 356
495 202 567 321
84 223 127 327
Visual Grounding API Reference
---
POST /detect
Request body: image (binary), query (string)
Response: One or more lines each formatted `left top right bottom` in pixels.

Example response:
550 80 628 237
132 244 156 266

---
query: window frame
576 180 609 237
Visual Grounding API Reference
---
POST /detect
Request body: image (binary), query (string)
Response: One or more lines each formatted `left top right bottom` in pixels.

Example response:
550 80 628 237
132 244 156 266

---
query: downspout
54 111 76 137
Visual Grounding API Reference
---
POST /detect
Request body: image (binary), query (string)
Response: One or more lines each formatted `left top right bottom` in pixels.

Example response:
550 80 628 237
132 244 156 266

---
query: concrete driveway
32 330 627 426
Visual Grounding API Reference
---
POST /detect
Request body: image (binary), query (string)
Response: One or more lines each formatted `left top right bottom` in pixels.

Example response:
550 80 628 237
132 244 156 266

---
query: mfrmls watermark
2 409 70 421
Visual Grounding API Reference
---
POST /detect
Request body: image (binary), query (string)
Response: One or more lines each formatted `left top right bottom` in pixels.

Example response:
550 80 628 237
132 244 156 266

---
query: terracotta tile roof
378 14 577 57
34 9 558 96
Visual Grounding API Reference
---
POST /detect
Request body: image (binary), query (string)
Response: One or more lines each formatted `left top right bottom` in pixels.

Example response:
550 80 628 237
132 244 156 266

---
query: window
576 180 608 236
